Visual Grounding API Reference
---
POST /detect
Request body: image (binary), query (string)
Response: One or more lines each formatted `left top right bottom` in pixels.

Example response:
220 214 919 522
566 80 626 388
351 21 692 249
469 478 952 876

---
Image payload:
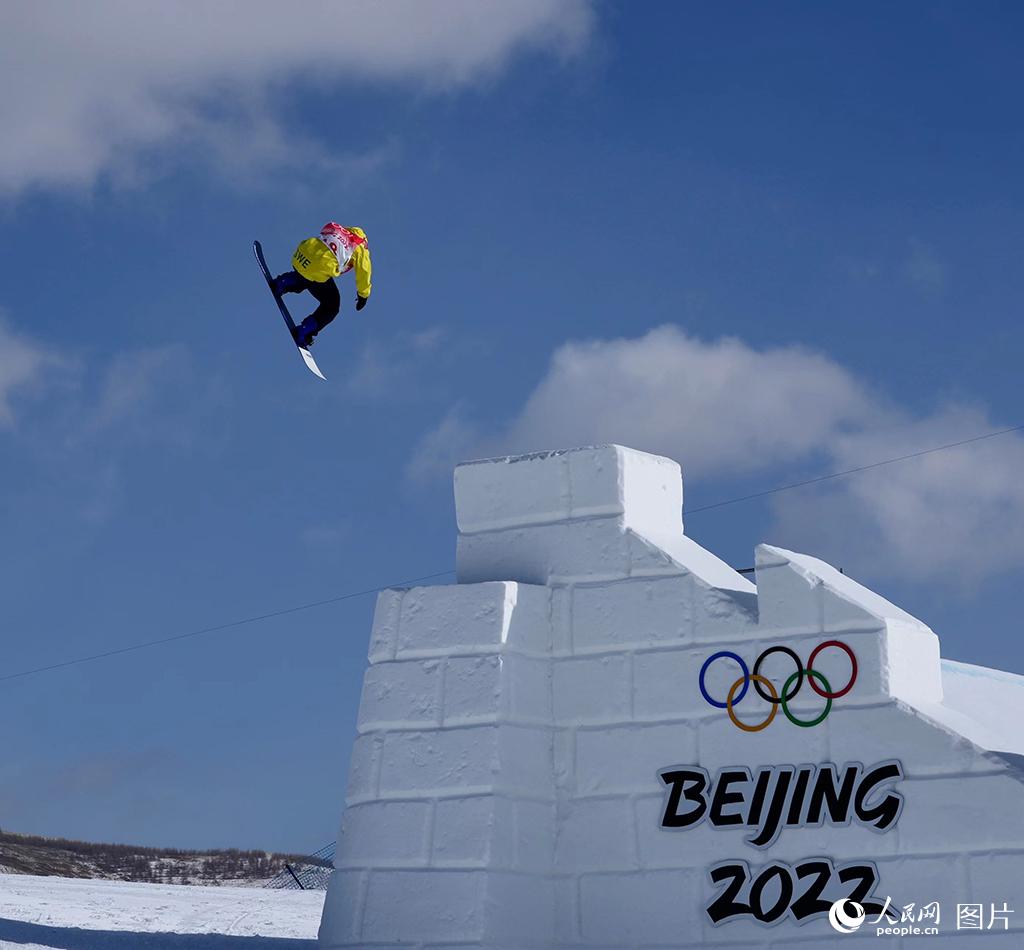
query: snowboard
253 240 326 380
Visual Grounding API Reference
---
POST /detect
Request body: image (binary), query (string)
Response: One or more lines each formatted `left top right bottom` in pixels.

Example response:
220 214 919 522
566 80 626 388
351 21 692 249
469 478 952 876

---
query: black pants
276 271 340 333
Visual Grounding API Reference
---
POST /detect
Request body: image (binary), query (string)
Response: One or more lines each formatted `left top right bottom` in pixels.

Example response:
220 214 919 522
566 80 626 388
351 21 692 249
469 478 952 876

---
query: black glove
355 295 368 312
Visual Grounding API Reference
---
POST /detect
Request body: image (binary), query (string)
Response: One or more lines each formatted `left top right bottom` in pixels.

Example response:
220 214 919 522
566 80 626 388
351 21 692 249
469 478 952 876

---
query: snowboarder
271 223 372 347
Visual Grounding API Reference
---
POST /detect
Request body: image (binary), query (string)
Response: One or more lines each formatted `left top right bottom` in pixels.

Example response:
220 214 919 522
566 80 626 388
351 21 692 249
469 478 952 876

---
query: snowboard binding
294 317 319 349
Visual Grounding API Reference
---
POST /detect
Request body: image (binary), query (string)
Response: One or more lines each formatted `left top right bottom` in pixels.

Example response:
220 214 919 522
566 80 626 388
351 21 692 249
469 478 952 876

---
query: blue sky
2 1 1024 853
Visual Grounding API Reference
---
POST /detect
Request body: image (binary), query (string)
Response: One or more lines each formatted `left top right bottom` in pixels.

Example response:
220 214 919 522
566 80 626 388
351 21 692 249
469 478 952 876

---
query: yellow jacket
292 223 372 298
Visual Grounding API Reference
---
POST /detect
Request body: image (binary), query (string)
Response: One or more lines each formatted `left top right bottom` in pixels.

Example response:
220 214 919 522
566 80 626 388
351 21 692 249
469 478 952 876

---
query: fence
266 841 335 890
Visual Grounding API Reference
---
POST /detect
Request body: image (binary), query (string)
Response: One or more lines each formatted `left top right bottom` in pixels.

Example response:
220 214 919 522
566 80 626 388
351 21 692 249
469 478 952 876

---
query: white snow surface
0 873 323 949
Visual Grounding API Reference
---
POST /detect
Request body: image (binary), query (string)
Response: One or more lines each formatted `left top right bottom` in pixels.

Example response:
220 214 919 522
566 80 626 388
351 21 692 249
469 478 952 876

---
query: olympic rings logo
699 641 858 732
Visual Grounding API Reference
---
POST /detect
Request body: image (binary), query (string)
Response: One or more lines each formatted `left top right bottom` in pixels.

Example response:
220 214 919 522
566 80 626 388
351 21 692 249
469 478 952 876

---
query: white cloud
0 1 595 195
0 318 58 426
78 344 195 440
903 238 947 295
411 404 479 478
412 325 874 479
770 408 1024 587
347 326 447 398
301 522 349 548
501 327 880 477
413 324 1024 586
0 327 220 526
1 322 215 450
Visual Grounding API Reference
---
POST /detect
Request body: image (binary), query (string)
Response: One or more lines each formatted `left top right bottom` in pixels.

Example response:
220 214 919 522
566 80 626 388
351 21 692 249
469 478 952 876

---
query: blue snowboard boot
294 316 319 349
273 271 305 296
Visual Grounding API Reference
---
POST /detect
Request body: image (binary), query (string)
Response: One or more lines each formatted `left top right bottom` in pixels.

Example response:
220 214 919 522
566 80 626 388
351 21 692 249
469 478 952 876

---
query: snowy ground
0 874 324 949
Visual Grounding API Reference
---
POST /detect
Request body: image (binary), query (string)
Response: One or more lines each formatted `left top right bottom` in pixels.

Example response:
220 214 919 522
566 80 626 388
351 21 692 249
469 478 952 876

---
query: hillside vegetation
0 829 315 886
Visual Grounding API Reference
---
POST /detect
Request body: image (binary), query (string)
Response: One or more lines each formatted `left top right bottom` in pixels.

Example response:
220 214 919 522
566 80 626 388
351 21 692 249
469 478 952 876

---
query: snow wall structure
318 444 1024 948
